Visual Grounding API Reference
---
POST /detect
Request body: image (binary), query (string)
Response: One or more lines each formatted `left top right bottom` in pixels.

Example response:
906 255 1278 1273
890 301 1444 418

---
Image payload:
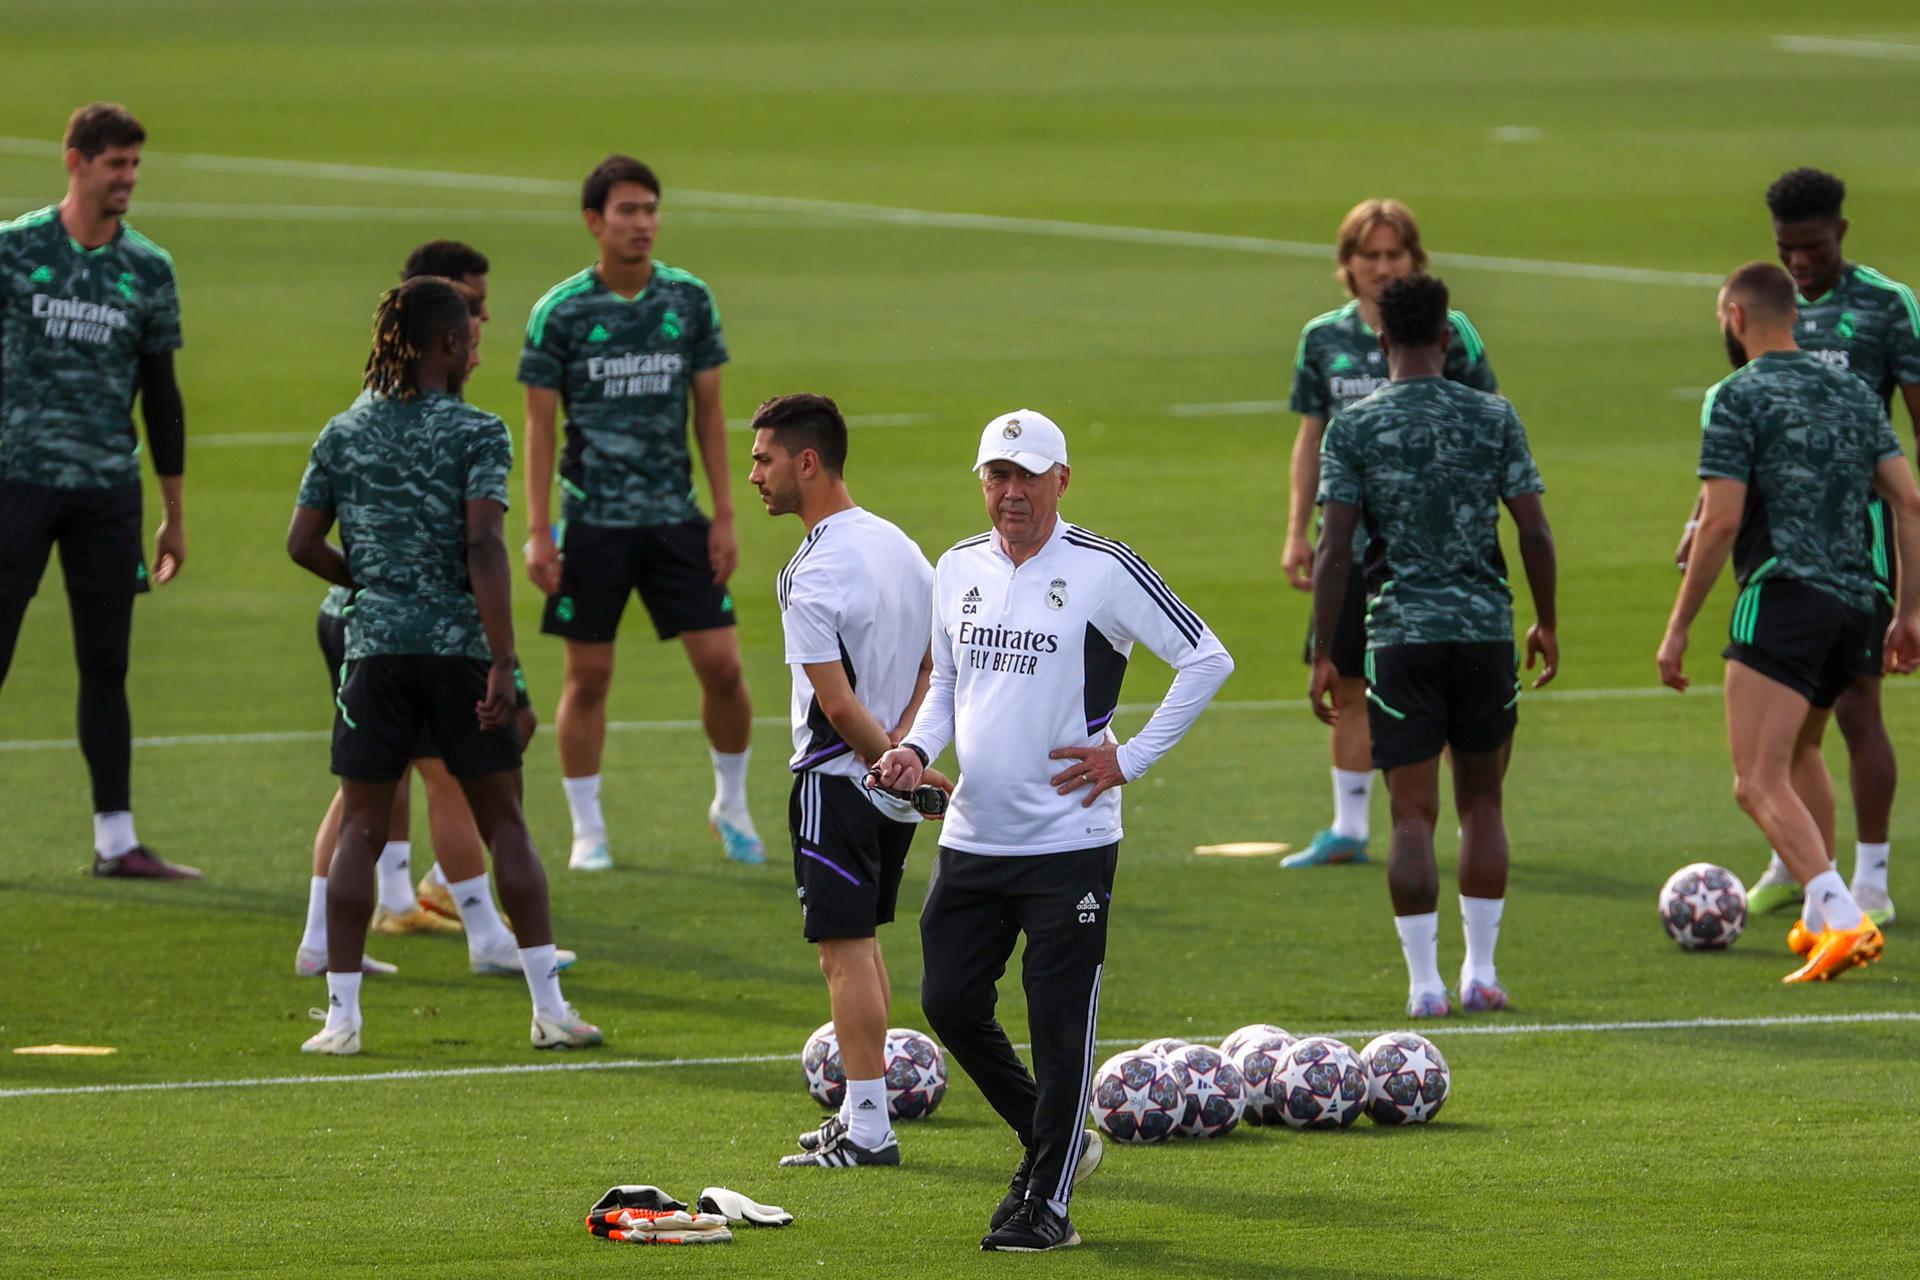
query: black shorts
541 518 736 643
790 772 917 943
319 608 531 755
1302 549 1367 680
1365 641 1519 772
0 480 149 598
1723 579 1880 710
331 654 523 782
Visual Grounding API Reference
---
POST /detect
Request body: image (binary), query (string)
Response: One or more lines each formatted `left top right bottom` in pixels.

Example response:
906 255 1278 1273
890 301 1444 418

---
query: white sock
1765 850 1789 881
429 862 449 888
1806 869 1864 931
1853 842 1890 894
1460 895 1505 987
1331 768 1371 841
563 775 604 841
845 1075 890 1148
301 876 329 953
376 842 414 914
449 872 514 952
520 943 567 1019
324 971 361 1032
711 747 751 811
93 811 138 859
1394 912 1443 998
1801 889 1825 933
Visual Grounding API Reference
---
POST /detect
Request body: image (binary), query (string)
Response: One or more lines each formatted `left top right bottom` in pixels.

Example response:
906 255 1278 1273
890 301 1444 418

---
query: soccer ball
882 1027 947 1120
1273 1036 1367 1130
1172 1045 1246 1138
1139 1036 1192 1057
1219 1023 1292 1061
801 1022 845 1109
1360 1032 1450 1125
1659 862 1748 950
1089 1051 1186 1144
1227 1032 1298 1125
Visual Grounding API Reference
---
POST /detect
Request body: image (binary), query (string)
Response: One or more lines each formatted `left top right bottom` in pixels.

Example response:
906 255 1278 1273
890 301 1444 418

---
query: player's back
781 508 933 774
1320 377 1542 647
1698 350 1900 611
309 391 513 659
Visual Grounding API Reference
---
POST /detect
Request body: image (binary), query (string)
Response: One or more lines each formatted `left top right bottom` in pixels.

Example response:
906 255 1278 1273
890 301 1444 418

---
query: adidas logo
963 587 981 600
586 323 611 342
961 585 982 615
1347 786 1367 796
1076 892 1102 923
857 1099 878 1110
29 265 52 283
329 994 341 1007
1823 890 1838 903
461 895 480 908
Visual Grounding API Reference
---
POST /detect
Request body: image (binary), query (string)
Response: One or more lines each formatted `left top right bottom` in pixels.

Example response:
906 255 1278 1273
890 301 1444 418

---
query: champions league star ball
1360 1032 1450 1126
1219 1023 1292 1061
882 1027 948 1120
1089 1051 1186 1144
1172 1045 1246 1138
1139 1036 1192 1057
1227 1032 1298 1126
801 1022 845 1109
1273 1036 1368 1130
1659 862 1748 950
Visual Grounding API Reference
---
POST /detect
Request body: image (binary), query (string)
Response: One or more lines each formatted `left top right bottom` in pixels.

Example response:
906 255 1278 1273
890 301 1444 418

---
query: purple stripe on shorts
799 844 862 886
790 742 855 773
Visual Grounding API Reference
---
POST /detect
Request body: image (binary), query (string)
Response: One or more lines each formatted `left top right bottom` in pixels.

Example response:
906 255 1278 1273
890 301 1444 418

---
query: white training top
903 518 1233 856
780 507 935 780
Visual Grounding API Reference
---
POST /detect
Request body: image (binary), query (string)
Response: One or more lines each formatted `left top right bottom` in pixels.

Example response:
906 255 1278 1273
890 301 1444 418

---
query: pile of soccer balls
801 1023 948 1121
1089 1024 1449 1142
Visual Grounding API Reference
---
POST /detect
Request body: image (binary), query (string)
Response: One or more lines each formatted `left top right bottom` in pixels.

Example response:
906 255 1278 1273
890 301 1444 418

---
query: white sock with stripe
1806 870 1865 931
845 1076 889 1148
1852 842 1890 894
301 876 329 953
376 842 414 914
1331 768 1371 841
1394 912 1443 999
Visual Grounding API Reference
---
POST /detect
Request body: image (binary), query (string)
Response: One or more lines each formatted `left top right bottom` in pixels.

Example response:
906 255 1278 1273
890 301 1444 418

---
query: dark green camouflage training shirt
1318 376 1544 648
1697 350 1902 613
517 262 727 528
0 205 182 489
296 390 514 661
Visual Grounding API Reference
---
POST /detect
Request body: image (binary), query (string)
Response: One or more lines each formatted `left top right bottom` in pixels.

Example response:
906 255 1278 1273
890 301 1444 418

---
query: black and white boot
777 1128 900 1168
980 1199 1079 1252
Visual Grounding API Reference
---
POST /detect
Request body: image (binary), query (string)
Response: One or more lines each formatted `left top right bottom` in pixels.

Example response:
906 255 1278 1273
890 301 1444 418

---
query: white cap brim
973 447 1060 475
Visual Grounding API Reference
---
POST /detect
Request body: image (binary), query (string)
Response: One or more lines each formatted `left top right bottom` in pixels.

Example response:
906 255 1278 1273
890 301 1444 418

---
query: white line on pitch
0 137 1722 289
0 685 1736 754
3 1011 1912 1102
1773 35 1920 62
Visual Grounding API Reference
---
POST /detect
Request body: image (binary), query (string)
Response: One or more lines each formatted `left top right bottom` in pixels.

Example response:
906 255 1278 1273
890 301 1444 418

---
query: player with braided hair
287 276 601 1054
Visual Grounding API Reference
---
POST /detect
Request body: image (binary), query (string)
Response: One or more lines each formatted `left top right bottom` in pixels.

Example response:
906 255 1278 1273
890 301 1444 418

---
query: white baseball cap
973 408 1068 475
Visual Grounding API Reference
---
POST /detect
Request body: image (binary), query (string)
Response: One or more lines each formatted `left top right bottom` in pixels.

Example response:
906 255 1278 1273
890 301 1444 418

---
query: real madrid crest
1002 418 1023 439
1045 578 1068 610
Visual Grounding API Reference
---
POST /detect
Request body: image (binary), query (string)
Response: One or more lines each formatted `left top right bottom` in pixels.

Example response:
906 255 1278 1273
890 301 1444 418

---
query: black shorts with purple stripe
789 771 917 943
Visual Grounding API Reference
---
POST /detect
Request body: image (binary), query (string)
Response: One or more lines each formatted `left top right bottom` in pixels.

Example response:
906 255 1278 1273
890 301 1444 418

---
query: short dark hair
750 393 849 476
1766 168 1846 222
1723 261 1797 319
64 102 145 159
402 240 489 283
582 155 661 213
1376 274 1451 349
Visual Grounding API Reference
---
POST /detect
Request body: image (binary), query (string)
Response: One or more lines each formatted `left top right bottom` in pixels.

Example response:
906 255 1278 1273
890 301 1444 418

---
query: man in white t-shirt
747 393 946 1169
874 409 1234 1252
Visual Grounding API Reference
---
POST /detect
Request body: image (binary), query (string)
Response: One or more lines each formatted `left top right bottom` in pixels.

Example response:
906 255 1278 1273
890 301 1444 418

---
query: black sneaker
796 1113 847 1152
92 845 201 880
989 1128 1104 1231
980 1199 1079 1252
777 1128 900 1168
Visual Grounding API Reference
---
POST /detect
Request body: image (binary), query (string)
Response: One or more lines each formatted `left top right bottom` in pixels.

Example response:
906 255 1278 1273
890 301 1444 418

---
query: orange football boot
1786 920 1818 956
1782 916 1885 983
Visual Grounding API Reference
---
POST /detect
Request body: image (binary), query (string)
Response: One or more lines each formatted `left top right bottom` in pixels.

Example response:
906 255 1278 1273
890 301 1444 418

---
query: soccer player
875 409 1233 1251
1309 275 1557 1019
297 242 548 978
0 103 194 878
288 276 600 1054
745 393 940 1168
520 155 759 871
1658 262 1920 984
1281 199 1498 869
1729 169 1919 925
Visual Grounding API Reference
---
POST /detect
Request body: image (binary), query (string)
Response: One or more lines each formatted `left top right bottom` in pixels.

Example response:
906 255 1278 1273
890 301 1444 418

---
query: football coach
873 409 1233 1252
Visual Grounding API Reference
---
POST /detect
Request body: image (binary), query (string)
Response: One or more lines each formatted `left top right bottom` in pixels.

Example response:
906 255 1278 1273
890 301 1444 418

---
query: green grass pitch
2 2 1919 1275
